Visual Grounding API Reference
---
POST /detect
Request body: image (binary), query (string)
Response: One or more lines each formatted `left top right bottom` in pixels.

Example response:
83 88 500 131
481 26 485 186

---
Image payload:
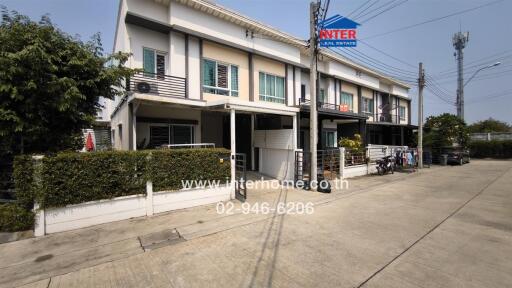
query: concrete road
1 160 511 288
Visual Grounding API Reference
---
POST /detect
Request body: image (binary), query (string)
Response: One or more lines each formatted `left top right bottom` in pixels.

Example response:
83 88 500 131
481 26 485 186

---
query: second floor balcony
127 71 187 99
372 113 406 124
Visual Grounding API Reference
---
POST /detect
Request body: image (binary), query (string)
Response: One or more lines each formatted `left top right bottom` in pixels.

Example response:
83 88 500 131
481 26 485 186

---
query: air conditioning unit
136 82 151 93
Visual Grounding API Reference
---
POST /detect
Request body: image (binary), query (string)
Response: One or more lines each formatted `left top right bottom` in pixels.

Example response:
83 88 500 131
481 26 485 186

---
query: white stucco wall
127 24 169 72
126 0 168 23
169 1 301 64
326 61 380 90
187 36 201 100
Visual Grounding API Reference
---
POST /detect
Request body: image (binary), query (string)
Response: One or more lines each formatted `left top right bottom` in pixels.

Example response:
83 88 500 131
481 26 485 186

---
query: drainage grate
138 229 185 251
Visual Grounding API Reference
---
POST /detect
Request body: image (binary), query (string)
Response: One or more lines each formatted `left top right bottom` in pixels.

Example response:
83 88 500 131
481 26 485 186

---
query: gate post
32 155 45 237
230 109 236 199
339 147 345 179
146 181 154 216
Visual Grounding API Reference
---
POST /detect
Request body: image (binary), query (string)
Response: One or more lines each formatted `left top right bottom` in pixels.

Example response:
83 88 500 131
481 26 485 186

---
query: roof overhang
125 12 172 34
172 0 306 48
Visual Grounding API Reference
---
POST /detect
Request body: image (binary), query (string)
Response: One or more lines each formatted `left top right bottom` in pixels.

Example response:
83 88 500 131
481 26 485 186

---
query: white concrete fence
34 181 231 237
470 132 512 141
339 145 409 179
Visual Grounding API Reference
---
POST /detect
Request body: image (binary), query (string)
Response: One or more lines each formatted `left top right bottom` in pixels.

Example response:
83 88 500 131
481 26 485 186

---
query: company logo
318 15 360 47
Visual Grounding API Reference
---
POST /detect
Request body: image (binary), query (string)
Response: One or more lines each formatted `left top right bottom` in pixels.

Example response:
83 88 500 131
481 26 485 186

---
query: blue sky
2 0 511 124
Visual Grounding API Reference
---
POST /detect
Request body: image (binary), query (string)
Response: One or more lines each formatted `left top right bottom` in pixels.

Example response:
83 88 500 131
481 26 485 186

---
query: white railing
158 143 216 149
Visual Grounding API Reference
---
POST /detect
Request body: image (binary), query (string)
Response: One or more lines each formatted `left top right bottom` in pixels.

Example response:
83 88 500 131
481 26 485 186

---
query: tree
468 118 511 133
423 113 469 148
0 8 134 155
339 134 363 152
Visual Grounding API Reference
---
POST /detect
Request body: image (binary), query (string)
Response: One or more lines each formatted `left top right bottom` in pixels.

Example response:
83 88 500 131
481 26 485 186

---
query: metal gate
294 149 340 183
234 153 247 202
320 149 340 180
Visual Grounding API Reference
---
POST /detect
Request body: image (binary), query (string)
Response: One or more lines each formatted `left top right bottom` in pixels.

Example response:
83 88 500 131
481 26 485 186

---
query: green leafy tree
468 118 511 133
423 113 469 148
339 134 363 152
0 8 134 154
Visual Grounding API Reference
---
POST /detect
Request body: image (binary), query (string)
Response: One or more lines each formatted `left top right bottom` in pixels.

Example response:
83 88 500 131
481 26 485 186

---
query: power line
425 79 455 102
345 0 372 18
433 68 512 84
433 49 512 75
362 0 504 40
320 0 331 24
358 39 416 68
343 47 417 76
466 90 512 104
359 0 409 24
425 86 456 105
353 0 398 20
352 0 380 20
329 47 417 83
432 56 512 78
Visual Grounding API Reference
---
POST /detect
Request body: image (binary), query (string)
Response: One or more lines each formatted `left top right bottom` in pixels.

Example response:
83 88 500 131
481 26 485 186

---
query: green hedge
13 148 231 209
12 155 35 209
39 151 149 208
469 140 512 158
0 204 34 232
148 149 231 191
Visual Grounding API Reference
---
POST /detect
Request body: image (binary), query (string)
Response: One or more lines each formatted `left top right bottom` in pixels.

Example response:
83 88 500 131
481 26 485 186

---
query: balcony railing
127 71 187 98
299 98 355 114
372 113 403 124
317 102 355 113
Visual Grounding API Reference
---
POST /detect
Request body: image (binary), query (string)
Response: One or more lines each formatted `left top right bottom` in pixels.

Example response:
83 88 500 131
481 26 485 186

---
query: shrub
12 155 35 208
339 134 363 152
0 203 34 232
13 148 231 209
148 149 231 191
39 151 149 208
469 140 512 158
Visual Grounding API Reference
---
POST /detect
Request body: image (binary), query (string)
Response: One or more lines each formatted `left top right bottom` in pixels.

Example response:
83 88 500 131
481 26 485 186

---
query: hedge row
12 155 35 209
0 204 34 232
469 140 512 159
14 148 231 209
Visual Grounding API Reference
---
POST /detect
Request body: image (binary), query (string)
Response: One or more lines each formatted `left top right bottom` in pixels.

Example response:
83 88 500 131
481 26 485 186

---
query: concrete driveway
1 160 511 288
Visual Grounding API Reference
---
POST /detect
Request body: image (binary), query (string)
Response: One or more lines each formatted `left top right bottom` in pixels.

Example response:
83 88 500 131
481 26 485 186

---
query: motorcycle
376 155 395 175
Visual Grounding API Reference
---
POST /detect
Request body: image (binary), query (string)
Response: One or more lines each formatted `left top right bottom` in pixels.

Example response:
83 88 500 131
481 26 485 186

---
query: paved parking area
1 160 511 288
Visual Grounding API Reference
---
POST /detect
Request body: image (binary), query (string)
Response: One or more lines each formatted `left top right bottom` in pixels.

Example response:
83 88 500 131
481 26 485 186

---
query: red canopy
85 132 95 152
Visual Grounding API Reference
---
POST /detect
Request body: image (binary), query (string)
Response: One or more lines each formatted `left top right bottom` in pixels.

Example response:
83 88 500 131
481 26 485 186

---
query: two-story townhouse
294 49 413 151
107 0 414 180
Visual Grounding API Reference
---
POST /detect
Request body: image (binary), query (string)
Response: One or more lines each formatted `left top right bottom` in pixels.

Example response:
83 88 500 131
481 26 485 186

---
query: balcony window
340 92 353 112
259 72 285 104
399 106 406 120
362 98 374 114
319 89 326 103
143 47 166 78
202 59 238 96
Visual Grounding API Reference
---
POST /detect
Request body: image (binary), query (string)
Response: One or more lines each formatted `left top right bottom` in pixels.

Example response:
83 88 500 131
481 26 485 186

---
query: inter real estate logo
319 15 360 47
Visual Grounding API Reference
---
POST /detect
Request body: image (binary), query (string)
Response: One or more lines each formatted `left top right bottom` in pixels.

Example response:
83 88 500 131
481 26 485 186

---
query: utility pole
309 1 319 184
453 31 469 120
417 62 425 169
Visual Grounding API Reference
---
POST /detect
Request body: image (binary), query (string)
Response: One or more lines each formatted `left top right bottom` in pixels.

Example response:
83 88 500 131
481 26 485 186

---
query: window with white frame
362 97 374 114
143 47 166 78
399 106 406 120
259 72 285 104
149 124 195 148
202 59 238 96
